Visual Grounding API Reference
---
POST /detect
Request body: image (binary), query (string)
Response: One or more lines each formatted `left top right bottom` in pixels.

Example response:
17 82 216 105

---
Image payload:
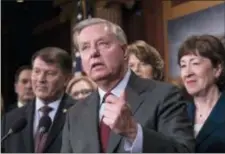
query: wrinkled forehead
79 22 112 34
32 57 60 71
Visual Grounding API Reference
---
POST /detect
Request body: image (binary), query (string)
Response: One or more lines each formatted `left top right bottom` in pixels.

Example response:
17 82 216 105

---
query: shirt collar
35 96 62 112
98 69 131 104
17 101 24 108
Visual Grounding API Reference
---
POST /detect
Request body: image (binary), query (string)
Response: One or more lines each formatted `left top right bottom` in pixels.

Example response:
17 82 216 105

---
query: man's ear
64 74 73 87
121 44 128 60
15 83 18 94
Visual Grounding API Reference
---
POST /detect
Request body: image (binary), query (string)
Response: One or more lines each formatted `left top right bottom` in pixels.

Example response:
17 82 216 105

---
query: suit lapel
187 102 195 124
43 94 74 151
196 92 225 146
83 92 101 152
22 101 35 152
107 72 148 153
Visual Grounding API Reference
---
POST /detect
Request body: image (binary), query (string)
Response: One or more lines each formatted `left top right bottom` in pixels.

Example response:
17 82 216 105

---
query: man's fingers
102 108 117 120
105 92 126 105
104 102 119 112
119 90 127 102
105 94 118 104
102 116 114 127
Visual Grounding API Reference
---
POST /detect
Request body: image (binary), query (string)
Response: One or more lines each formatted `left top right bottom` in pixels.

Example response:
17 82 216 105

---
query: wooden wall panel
171 0 190 7
122 8 145 43
142 0 165 64
95 0 122 26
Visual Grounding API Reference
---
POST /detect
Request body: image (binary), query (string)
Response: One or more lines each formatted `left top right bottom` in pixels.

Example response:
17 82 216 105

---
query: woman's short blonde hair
127 40 164 81
66 76 96 95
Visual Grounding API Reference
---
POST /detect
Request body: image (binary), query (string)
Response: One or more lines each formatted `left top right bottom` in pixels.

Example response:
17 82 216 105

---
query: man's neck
18 100 27 105
38 92 64 105
97 67 128 92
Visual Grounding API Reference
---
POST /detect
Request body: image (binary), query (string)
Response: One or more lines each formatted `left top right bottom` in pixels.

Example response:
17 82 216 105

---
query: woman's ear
214 64 222 78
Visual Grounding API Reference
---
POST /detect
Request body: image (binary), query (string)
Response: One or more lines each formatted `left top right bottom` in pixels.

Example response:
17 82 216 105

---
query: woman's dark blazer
187 92 225 153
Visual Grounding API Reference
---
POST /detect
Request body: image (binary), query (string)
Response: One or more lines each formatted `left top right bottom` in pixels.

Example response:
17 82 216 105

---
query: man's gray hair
72 18 128 49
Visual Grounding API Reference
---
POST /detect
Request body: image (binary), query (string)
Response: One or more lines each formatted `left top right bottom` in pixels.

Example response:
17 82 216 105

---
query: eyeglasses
72 89 93 98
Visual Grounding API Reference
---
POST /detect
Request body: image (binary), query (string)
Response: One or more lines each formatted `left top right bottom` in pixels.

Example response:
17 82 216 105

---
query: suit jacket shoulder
2 104 28 133
2 94 75 130
6 103 18 113
129 76 185 106
188 92 225 152
2 93 76 153
62 72 195 153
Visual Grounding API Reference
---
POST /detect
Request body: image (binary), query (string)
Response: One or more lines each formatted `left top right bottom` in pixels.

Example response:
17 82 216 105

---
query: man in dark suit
7 65 35 112
2 47 76 153
61 18 195 153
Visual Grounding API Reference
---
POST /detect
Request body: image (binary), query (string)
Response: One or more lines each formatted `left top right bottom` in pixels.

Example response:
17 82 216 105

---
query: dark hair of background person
14 65 32 83
31 47 73 74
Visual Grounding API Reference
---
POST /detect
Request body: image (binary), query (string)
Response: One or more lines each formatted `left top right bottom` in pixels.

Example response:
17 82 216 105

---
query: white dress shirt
33 97 62 135
194 123 203 137
17 101 25 108
98 69 143 153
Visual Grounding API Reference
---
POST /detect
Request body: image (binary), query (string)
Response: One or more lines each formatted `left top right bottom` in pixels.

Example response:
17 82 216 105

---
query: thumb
119 90 127 102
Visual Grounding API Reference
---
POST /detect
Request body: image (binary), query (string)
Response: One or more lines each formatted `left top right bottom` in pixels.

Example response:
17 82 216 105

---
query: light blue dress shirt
33 97 62 135
98 69 143 152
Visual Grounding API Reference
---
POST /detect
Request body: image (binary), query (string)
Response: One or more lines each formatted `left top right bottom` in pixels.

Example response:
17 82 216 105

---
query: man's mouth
91 62 104 69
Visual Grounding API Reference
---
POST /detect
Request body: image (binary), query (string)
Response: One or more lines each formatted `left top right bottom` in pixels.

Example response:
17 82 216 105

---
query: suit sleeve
142 86 195 153
61 112 73 153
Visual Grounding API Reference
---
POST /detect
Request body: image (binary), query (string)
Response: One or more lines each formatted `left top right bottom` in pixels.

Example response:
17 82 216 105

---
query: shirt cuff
124 123 143 153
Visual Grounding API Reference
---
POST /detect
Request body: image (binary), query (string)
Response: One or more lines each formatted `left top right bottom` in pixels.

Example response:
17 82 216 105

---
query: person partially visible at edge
178 34 225 152
127 40 164 81
1 94 4 116
61 18 195 153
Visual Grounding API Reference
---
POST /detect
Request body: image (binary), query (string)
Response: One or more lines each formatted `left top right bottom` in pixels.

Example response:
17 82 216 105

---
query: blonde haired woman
66 76 96 100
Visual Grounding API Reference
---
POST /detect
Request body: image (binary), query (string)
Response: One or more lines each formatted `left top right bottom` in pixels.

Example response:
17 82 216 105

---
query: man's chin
91 73 110 82
36 94 49 100
24 97 35 101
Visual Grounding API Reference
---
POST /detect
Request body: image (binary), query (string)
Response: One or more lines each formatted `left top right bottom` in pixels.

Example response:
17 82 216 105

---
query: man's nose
25 81 32 88
37 72 47 83
90 47 100 58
